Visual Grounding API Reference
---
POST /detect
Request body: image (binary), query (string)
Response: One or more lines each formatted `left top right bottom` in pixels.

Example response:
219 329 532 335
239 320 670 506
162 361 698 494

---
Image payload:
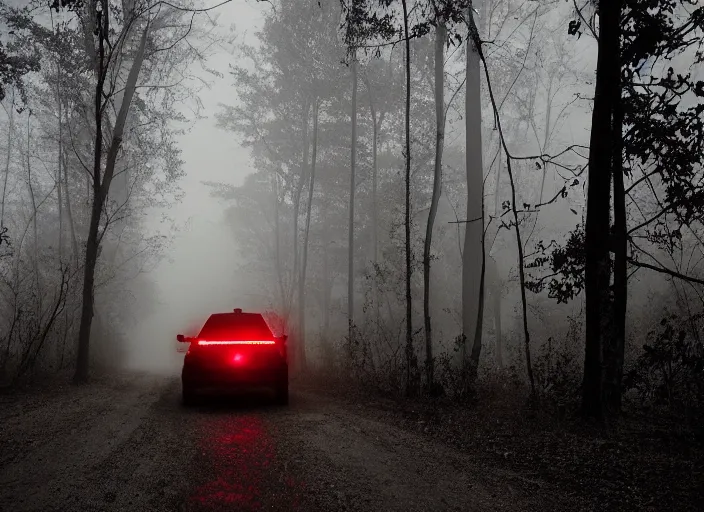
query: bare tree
423 19 446 390
1 88 15 229
348 53 358 341
400 0 417 396
75 0 220 382
462 1 485 382
74 1 152 383
299 99 320 372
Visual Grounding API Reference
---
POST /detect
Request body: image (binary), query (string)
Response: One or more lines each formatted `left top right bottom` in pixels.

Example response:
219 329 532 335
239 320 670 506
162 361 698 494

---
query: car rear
180 309 288 405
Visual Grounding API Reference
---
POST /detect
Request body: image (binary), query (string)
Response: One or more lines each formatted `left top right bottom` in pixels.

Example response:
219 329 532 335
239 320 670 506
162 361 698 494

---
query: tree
462 1 485 385
217 0 347 371
423 17 445 390
73 0 148 382
398 0 417 395
0 0 190 381
581 0 623 419
341 0 477 395
349 50 358 343
72 0 220 382
529 0 704 418
299 99 319 371
570 0 704 419
361 54 397 316
0 4 40 104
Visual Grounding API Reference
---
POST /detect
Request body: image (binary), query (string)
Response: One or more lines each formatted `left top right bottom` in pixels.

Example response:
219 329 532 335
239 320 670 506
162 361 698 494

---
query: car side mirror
176 334 185 342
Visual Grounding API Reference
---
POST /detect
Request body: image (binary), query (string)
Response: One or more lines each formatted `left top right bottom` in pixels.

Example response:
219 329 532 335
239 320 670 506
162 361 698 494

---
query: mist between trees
0 0 220 384
2 0 704 424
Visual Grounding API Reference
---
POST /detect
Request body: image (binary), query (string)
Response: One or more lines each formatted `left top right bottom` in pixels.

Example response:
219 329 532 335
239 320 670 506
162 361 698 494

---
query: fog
122 1 266 374
3 4 704 510
1 0 703 422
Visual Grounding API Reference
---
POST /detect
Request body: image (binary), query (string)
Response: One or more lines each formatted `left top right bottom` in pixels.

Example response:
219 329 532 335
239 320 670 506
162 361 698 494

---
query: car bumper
182 366 286 391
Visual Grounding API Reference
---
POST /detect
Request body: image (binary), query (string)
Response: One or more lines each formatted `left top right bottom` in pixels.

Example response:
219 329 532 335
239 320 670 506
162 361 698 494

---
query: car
177 308 288 406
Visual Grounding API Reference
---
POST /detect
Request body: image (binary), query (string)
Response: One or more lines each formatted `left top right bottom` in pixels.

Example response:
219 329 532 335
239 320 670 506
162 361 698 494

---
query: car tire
182 386 197 407
275 371 288 406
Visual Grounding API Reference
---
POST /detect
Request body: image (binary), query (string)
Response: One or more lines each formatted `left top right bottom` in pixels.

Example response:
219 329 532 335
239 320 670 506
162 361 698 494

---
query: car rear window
197 313 275 341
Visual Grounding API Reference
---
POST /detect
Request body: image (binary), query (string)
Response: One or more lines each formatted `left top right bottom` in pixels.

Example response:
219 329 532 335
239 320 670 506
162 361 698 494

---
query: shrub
625 314 704 421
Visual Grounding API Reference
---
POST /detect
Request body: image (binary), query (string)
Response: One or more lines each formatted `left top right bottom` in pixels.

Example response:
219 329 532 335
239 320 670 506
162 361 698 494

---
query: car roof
197 311 275 341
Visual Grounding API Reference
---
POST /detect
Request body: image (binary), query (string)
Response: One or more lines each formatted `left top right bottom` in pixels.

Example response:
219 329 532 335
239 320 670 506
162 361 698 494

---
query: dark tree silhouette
528 0 704 419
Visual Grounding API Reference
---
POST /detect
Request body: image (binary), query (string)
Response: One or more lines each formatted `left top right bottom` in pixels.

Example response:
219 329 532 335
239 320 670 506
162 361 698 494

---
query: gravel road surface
0 372 579 512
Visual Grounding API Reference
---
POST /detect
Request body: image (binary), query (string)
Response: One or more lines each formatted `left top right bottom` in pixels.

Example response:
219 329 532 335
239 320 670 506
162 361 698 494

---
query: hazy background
3 0 700 398
126 1 268 371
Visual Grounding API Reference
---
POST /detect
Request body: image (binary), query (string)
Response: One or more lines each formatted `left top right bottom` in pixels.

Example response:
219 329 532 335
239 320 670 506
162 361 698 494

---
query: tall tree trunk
472 170 487 380
582 0 622 419
348 55 358 339
282 101 311 374
322 221 331 345
401 0 416 396
26 112 41 312
75 26 106 383
463 3 485 376
74 16 150 383
272 171 287 325
492 282 503 369
607 43 626 418
471 10 535 396
53 0 66 263
299 100 319 373
363 72 387 324
363 74 383 319
62 148 79 263
57 143 63 261
56 58 64 262
76 190 102 383
363 75 379 270
486 255 503 369
424 20 446 390
492 141 503 369
1 88 14 229
536 78 554 206
288 101 311 324
371 98 380 323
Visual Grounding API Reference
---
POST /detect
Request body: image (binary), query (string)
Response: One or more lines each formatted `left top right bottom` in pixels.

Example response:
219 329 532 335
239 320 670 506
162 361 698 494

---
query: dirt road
0 373 580 512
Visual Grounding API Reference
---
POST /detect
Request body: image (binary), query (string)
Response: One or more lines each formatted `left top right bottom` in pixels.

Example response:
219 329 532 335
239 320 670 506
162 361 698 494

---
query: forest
207 0 704 426
0 0 703 492
1 0 703 508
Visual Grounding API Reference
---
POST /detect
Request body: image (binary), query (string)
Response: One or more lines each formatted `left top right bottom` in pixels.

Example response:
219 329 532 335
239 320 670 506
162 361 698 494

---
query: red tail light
196 340 276 346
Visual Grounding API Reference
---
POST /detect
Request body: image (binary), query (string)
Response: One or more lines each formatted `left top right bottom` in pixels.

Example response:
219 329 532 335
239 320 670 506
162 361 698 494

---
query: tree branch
628 258 704 286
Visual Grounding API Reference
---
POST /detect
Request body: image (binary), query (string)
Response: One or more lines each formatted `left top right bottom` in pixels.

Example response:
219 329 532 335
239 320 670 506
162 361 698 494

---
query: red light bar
196 340 276 346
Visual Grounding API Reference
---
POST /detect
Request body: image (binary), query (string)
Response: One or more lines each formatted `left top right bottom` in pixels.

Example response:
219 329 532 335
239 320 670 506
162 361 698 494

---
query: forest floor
0 370 700 511
296 373 704 512
0 370 581 512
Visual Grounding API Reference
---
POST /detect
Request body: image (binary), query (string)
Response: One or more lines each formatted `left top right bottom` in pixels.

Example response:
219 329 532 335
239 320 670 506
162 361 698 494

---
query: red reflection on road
188 414 305 511
189 415 271 509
